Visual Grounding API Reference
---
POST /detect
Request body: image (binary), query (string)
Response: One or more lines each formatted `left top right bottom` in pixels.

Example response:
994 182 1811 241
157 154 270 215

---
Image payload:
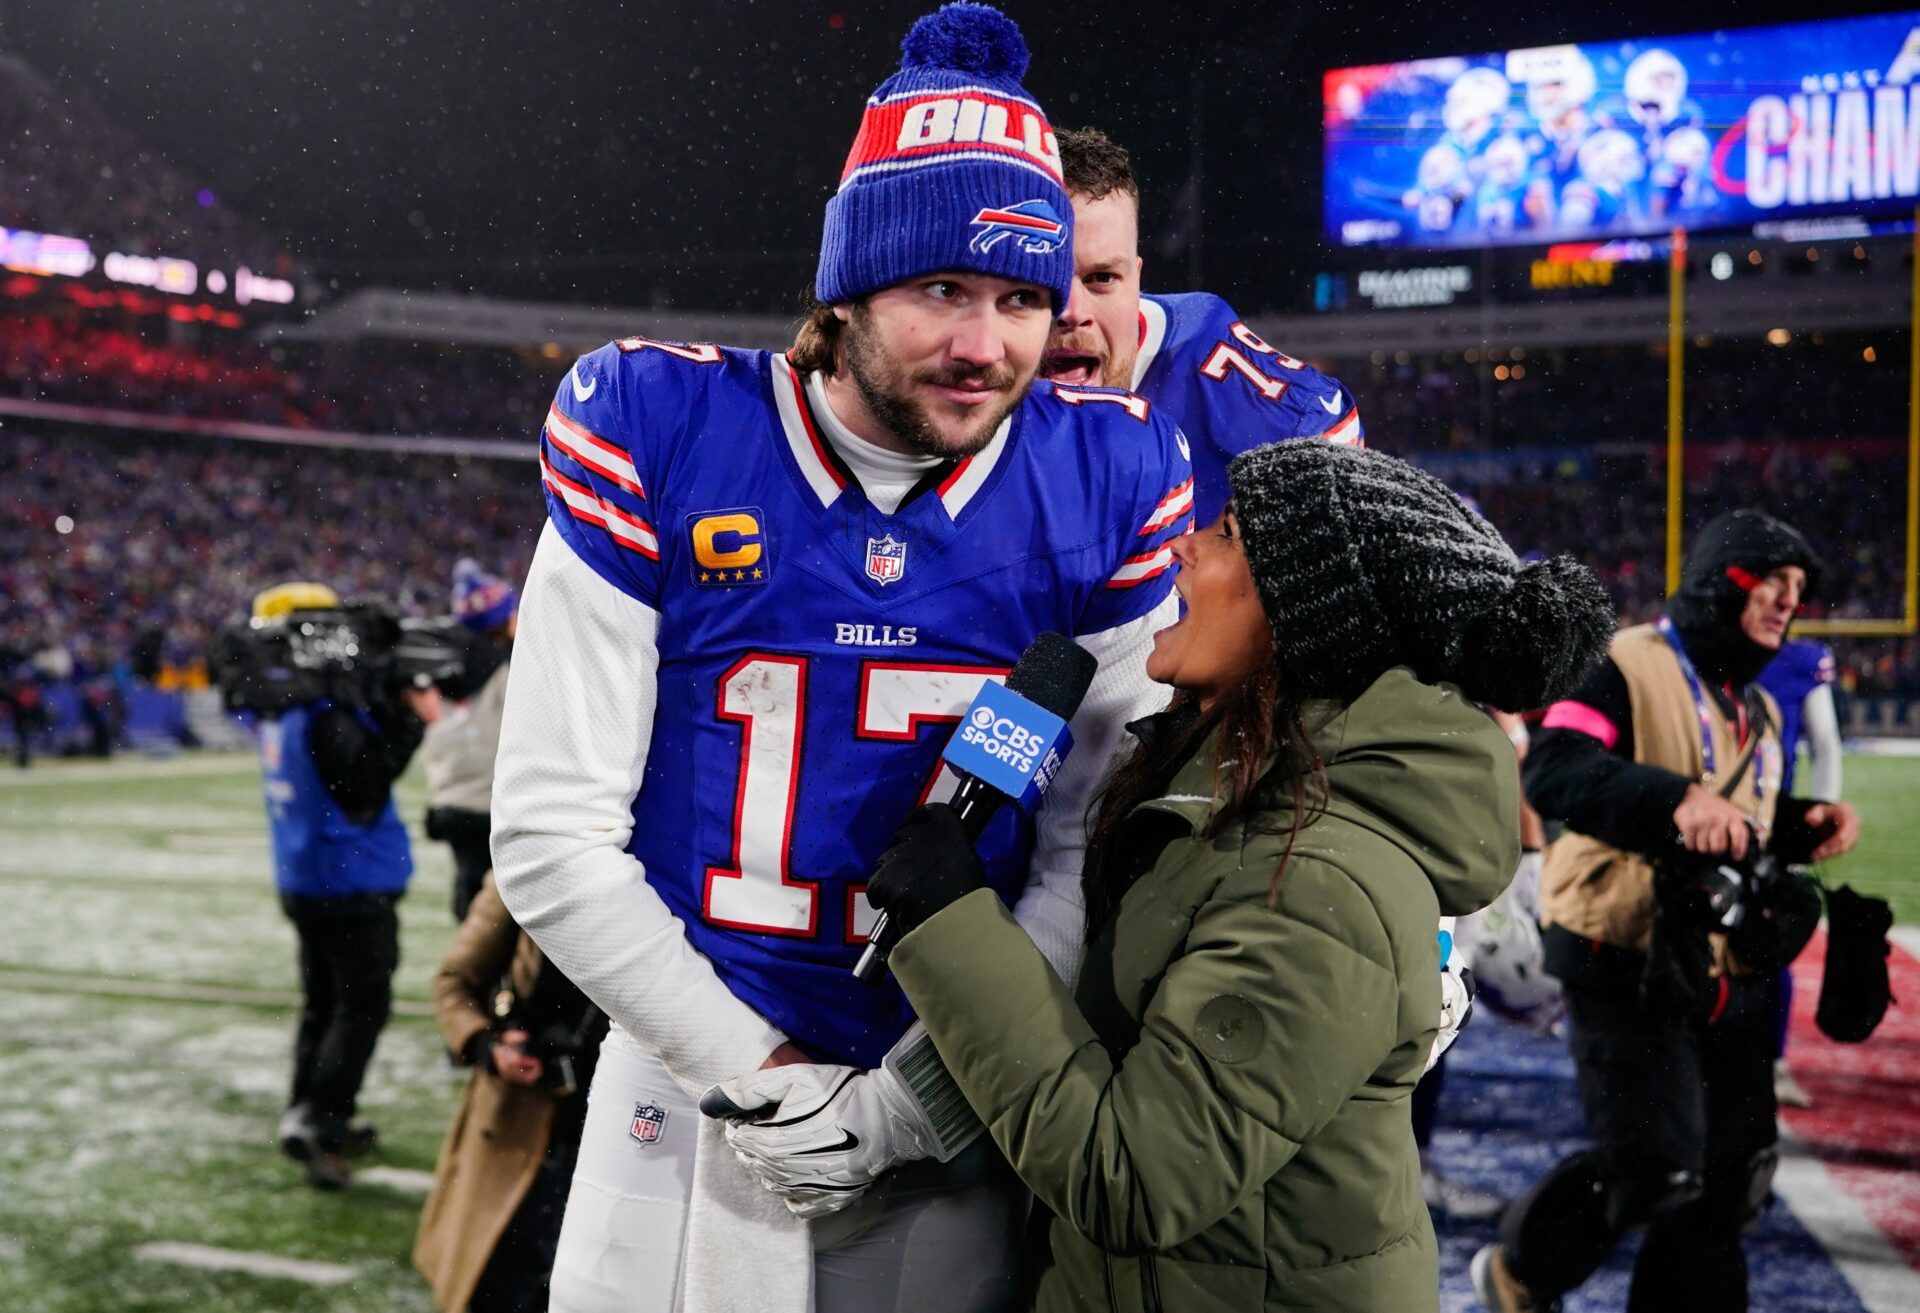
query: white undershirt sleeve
1800 683 1844 804
1013 594 1179 992
492 522 787 1094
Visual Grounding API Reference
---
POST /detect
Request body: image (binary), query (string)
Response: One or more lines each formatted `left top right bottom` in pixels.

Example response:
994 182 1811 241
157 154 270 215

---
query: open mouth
1042 352 1102 387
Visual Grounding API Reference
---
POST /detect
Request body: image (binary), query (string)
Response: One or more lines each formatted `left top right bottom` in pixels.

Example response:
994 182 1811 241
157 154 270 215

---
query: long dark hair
1081 651 1329 932
788 296 844 375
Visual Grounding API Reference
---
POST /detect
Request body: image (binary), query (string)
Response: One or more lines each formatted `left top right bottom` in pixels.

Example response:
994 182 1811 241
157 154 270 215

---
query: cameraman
1474 511 1859 1313
414 873 606 1313
250 582 428 1190
416 560 518 922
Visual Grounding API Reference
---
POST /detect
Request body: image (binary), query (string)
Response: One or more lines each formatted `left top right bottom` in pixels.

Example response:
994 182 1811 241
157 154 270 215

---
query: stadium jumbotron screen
1323 10 1920 249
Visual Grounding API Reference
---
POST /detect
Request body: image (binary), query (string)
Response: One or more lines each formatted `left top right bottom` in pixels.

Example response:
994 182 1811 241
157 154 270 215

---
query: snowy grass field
0 753 461 1312
0 748 1915 1311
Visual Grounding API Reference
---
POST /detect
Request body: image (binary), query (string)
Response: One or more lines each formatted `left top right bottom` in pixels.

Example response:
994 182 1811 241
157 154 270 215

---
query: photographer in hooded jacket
1474 511 1861 1313
239 582 429 1190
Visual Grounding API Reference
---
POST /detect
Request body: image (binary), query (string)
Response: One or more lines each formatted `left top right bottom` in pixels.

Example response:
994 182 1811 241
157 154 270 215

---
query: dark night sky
3 0 1893 312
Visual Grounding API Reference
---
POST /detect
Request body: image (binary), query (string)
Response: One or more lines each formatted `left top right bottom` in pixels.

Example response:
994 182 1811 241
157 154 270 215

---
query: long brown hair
788 296 845 375
1081 652 1328 932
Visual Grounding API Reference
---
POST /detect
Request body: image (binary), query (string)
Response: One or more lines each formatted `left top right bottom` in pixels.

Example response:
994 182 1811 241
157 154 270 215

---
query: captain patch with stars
688 508 770 587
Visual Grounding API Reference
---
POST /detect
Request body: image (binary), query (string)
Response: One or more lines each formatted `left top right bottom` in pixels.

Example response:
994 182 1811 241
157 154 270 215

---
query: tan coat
412 877 559 1313
1540 623 1783 953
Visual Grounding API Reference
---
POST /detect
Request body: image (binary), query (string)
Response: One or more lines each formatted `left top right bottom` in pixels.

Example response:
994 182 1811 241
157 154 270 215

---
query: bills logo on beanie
816 3 1074 308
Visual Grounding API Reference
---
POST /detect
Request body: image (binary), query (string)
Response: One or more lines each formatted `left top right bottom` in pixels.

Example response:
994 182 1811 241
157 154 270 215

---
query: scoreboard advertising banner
1324 11 1920 249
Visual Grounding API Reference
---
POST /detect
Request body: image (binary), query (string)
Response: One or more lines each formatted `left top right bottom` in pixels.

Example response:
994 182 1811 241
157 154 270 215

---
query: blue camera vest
260 702 412 898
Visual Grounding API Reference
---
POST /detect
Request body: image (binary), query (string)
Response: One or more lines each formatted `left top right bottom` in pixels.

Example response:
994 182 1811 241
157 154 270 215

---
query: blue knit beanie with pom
816 3 1073 308
451 558 518 634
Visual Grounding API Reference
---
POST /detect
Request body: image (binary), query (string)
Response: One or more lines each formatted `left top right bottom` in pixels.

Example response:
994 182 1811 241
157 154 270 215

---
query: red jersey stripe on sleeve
1105 545 1175 590
545 405 646 499
1138 477 1195 536
541 448 660 560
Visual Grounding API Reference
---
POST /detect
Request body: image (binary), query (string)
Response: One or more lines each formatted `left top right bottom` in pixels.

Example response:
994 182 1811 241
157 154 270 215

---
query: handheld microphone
853 632 1098 984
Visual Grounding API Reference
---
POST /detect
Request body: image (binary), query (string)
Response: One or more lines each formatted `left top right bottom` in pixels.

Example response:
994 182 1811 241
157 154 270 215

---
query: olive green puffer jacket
892 668 1518 1312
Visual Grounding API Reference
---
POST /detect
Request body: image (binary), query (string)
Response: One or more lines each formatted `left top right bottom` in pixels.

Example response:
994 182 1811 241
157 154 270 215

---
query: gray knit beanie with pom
1225 440 1615 711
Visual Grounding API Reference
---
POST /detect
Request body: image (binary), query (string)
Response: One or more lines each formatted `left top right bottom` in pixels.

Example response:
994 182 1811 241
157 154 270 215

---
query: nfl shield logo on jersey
630 1102 667 1146
865 534 907 586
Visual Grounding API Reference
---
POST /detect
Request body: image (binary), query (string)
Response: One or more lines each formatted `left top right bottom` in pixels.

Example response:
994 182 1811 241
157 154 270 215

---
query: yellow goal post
1664 217 1919 639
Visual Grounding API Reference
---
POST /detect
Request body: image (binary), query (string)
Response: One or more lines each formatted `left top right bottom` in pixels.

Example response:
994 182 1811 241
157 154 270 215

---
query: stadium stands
0 428 538 749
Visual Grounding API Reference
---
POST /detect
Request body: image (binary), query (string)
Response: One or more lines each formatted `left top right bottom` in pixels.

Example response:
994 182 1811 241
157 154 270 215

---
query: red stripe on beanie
840 90 1061 183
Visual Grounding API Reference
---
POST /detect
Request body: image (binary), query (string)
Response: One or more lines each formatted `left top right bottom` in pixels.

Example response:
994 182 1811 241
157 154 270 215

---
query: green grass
1816 753 1920 925
0 753 460 1312
0 746 1914 1310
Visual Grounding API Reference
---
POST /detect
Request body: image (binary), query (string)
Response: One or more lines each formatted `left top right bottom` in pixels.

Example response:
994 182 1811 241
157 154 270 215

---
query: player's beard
843 305 1033 459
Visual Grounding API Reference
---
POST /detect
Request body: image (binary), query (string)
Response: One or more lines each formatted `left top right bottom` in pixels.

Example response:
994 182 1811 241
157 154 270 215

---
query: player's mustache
1044 333 1104 360
913 363 1018 391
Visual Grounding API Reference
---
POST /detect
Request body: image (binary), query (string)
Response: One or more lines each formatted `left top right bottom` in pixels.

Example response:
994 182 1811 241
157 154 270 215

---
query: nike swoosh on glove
701 1062 942 1219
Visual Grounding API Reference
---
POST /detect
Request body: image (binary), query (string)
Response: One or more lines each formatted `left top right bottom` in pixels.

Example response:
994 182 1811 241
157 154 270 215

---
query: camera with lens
216 605 501 718
392 616 504 702
1662 838 1820 972
214 602 403 717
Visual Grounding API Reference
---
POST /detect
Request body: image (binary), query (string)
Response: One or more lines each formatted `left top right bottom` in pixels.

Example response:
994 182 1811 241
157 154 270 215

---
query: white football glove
1427 917 1476 1074
699 1023 982 1219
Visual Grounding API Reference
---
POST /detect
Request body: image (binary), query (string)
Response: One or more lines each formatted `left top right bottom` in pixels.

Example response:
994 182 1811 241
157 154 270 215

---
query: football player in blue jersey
490 7 1191 1310
1518 47 1600 233
1598 48 1713 222
1756 636 1843 1108
1402 67 1516 235
1039 127 1362 528
1758 638 1842 804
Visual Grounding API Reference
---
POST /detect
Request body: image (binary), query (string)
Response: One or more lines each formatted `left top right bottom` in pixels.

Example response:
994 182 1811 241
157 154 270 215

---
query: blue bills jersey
538 339 1191 1067
1758 638 1836 797
1131 292 1362 527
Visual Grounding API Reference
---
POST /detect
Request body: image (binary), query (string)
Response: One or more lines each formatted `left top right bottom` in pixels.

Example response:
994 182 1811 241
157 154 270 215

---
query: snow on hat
816 3 1074 308
1226 440 1616 711
451 559 518 633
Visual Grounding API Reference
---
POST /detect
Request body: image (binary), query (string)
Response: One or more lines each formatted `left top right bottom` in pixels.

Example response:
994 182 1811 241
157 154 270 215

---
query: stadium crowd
1349 338 1905 451
0 430 538 730
3 411 1915 759
0 312 549 438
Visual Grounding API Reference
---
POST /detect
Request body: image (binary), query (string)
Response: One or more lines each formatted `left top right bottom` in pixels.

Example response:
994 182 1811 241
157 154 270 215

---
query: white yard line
0 969 434 1017
0 752 256 788
1773 1132 1920 1313
357 1166 435 1194
133 1242 359 1286
1891 927 1920 959
1846 737 1920 757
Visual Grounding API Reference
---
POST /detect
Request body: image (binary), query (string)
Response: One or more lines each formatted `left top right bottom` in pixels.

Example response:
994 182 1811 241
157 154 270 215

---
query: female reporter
866 441 1616 1312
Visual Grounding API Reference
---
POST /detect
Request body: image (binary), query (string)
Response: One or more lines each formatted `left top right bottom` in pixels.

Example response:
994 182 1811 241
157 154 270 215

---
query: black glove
1818 884 1895 1043
865 804 987 940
